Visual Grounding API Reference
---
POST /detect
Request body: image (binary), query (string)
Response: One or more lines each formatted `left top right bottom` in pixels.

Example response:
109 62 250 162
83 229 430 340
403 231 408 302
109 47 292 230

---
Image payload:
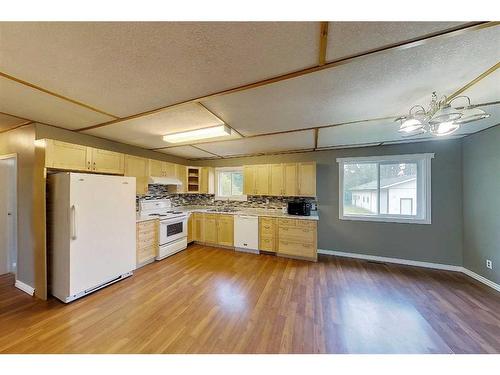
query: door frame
0 153 18 276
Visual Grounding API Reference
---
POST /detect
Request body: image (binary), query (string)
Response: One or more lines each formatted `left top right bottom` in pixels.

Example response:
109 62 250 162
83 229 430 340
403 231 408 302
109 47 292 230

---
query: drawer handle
302 229 310 233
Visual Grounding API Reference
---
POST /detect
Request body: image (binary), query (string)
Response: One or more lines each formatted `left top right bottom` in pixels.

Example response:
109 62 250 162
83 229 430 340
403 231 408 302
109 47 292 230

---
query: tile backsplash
137 184 317 210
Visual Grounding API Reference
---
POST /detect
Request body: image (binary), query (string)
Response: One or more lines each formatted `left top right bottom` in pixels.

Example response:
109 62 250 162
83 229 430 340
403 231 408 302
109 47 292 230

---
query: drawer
278 218 296 227
278 226 315 244
260 222 275 234
278 240 316 259
296 220 317 228
137 237 156 250
259 235 275 252
137 230 156 241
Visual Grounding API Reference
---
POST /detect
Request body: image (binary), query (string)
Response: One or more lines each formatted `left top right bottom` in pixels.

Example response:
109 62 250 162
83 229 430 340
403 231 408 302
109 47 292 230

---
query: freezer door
68 173 136 296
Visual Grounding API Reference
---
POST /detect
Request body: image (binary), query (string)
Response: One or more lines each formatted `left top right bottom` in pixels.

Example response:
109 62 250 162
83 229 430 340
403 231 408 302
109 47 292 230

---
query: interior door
0 158 15 275
69 173 136 295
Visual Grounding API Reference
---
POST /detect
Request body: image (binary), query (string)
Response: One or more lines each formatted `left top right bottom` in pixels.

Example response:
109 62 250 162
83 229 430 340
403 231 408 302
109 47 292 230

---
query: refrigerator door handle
71 205 77 240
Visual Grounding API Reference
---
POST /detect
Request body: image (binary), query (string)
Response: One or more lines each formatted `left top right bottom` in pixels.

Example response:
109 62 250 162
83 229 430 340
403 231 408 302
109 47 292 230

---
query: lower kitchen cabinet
187 214 194 243
277 218 317 261
203 214 218 244
259 217 277 252
217 215 234 247
192 213 204 242
136 220 158 267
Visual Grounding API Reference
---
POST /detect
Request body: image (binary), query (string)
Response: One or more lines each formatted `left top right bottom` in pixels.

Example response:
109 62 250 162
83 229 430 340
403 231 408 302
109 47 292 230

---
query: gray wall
0 125 37 288
462 125 500 284
197 139 464 266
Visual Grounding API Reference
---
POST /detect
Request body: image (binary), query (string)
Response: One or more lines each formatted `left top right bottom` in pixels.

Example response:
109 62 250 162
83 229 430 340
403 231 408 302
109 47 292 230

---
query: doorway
0 154 17 276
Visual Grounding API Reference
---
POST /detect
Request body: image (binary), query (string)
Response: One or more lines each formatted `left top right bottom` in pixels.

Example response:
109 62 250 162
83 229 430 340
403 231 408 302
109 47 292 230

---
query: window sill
339 214 431 225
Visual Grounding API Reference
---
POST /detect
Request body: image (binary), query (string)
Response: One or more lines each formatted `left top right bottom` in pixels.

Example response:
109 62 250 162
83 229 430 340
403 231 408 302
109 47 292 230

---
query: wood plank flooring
0 244 499 354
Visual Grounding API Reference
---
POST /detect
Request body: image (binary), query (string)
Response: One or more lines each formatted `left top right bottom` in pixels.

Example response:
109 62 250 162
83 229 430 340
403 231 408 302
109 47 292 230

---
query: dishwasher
234 215 259 254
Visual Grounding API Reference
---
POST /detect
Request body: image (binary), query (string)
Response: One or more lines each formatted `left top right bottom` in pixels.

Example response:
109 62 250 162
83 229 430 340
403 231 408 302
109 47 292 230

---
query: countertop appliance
234 215 259 254
287 199 312 216
138 199 188 260
48 173 136 303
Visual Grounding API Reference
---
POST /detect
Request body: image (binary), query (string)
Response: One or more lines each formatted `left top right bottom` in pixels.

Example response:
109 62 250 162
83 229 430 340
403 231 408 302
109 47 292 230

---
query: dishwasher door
234 215 259 254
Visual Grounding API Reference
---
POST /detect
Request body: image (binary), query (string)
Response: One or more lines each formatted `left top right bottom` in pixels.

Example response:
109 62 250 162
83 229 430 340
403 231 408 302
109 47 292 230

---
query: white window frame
337 153 434 224
214 167 247 201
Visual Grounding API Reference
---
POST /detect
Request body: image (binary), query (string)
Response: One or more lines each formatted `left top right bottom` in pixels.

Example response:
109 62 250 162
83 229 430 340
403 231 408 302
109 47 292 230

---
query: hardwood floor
0 244 499 354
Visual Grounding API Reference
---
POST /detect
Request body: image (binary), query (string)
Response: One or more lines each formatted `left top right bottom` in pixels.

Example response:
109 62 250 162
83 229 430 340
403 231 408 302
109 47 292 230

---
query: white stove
138 199 188 260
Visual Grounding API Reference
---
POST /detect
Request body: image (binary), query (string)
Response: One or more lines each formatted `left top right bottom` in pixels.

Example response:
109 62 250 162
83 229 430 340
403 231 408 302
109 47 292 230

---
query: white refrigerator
49 172 136 303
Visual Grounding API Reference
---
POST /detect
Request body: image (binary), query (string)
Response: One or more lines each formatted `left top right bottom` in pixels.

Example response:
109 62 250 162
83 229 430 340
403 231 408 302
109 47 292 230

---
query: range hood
148 176 183 185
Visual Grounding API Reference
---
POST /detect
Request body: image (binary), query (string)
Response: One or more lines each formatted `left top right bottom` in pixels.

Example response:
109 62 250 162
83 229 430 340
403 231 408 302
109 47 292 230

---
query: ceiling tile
0 22 319 117
196 130 315 157
157 145 217 159
0 76 115 129
0 112 29 132
326 22 467 61
202 26 500 136
318 103 500 148
83 103 241 149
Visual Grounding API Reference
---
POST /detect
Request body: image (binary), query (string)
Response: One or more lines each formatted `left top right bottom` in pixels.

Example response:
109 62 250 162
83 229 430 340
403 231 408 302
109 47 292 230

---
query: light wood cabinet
187 214 194 243
149 159 164 177
193 213 204 242
45 140 91 171
164 162 176 178
277 218 317 261
259 217 277 252
124 155 149 195
243 165 255 195
297 162 316 197
283 163 298 196
136 220 158 267
269 164 284 196
243 165 269 195
176 164 187 193
216 215 234 247
203 214 218 244
90 148 124 175
200 167 215 194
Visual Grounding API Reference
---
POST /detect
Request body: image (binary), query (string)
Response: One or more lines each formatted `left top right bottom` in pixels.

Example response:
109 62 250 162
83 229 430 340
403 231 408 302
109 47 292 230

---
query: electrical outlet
486 259 493 270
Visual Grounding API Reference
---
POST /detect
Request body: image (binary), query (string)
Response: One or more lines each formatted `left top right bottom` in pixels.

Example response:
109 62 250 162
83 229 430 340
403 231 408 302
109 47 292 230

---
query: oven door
159 217 187 245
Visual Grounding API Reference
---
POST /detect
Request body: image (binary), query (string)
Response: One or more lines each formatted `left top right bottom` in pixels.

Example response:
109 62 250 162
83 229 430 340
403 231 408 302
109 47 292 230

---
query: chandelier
396 92 490 137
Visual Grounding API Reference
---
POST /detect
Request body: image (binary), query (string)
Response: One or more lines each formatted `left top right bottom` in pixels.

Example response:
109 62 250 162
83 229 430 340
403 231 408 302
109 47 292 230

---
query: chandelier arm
448 95 472 108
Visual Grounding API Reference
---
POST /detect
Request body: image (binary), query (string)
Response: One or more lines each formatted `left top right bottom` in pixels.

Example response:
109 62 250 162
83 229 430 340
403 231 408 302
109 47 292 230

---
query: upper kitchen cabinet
199 167 215 194
45 139 91 171
90 148 124 175
283 163 298 196
164 162 176 178
45 139 124 175
175 164 187 193
269 164 284 196
149 159 164 177
297 162 316 197
243 165 269 195
124 155 149 195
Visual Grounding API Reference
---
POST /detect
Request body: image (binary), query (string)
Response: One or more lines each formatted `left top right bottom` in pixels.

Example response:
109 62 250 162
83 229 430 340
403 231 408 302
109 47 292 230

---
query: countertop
136 206 319 222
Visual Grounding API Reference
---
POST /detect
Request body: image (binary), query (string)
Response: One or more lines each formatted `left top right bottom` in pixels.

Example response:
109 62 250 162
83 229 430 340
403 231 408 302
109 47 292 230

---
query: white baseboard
318 249 499 292
461 268 500 292
15 280 35 296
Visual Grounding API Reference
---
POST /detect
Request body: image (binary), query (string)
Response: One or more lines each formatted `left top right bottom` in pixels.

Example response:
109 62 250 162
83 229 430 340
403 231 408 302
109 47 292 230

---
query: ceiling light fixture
395 92 489 138
163 125 231 143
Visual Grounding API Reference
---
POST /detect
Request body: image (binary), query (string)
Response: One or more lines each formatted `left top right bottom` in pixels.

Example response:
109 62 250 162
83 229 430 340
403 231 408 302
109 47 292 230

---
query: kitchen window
337 153 433 224
215 167 246 201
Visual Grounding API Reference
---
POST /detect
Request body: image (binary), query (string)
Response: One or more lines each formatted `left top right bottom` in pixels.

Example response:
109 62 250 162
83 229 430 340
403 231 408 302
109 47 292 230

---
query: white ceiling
326 22 466 60
0 22 498 159
83 103 240 148
189 130 315 157
156 145 217 159
0 22 319 117
0 112 28 132
0 76 114 128
201 25 500 136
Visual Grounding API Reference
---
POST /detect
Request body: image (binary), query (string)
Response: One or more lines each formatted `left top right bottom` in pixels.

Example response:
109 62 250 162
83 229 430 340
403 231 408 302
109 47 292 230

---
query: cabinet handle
70 205 77 240
87 161 91 170
303 229 310 233
93 162 96 171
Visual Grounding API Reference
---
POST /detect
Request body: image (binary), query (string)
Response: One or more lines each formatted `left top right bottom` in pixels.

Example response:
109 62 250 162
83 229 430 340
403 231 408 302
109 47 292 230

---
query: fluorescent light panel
163 125 231 143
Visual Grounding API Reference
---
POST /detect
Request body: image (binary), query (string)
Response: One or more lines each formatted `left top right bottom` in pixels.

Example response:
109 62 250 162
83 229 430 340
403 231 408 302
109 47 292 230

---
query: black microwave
287 200 311 216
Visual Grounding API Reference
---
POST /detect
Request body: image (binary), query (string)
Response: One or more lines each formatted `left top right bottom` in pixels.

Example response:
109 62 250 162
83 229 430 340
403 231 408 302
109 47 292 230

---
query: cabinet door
204 214 218 244
187 214 194 243
45 140 91 171
243 165 255 195
164 162 176 178
254 165 270 195
269 164 284 196
91 148 124 174
200 167 209 193
283 163 298 196
149 159 164 177
124 155 149 195
298 162 316 197
193 213 204 241
175 164 187 193
217 215 234 247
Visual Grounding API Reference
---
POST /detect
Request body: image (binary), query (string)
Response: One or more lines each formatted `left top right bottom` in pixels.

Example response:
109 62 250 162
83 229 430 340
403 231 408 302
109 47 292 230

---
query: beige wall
0 124 41 292
35 123 189 165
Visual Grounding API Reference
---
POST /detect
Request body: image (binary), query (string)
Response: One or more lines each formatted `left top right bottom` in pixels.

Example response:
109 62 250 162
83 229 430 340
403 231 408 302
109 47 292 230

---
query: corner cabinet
45 139 124 175
297 162 316 197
